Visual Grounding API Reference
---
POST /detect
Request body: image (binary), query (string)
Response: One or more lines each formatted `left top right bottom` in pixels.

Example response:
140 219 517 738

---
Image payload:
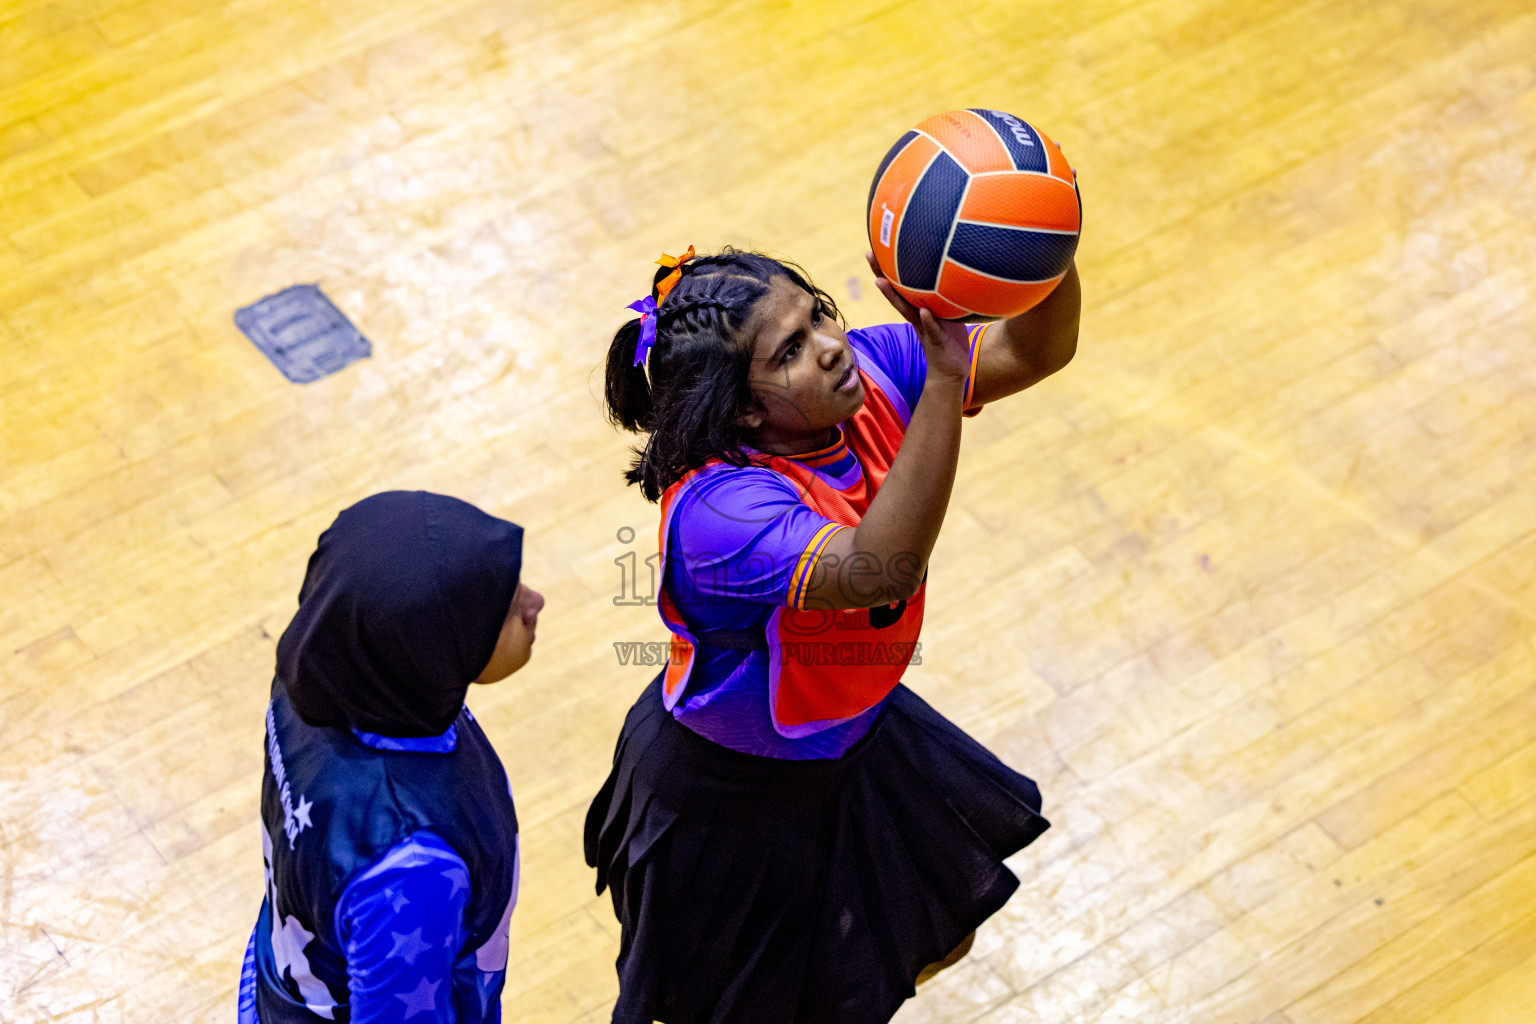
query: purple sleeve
847 322 988 419
671 467 840 607
337 832 471 1024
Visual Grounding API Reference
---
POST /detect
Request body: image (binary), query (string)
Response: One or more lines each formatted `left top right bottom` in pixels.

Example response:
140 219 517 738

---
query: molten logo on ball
989 110 1038 149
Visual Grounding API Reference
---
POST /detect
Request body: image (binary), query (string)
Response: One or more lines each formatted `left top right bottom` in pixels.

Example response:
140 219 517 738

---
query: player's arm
340 832 470 1023
797 259 972 610
966 260 1080 408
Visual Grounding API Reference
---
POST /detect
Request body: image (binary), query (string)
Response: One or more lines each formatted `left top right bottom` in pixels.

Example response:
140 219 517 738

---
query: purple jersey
662 322 986 758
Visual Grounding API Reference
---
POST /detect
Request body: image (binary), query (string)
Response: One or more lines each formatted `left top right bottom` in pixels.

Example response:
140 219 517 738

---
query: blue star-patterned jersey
241 681 518 1022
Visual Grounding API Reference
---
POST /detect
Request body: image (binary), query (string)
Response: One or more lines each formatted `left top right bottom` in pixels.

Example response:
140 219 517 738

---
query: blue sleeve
670 467 841 608
337 832 471 1023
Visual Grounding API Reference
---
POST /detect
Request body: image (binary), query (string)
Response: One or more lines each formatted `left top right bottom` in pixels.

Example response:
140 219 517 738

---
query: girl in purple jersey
586 246 1080 1024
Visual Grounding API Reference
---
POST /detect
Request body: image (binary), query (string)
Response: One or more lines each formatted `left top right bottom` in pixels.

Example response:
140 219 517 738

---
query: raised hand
865 252 970 384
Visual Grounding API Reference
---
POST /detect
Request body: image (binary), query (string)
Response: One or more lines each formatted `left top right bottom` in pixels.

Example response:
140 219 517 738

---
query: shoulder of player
845 321 917 352
685 459 793 490
669 462 803 523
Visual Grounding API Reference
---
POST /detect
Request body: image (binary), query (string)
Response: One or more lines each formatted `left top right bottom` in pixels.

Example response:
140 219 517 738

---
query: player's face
740 276 865 454
475 582 545 683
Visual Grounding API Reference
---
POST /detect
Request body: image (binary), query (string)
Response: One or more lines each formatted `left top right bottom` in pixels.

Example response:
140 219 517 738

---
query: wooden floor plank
4 0 1535 1020
1352 906 1536 1024
1287 848 1536 1024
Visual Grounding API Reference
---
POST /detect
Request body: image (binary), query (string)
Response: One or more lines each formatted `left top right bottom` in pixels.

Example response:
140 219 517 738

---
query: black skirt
584 673 1049 1024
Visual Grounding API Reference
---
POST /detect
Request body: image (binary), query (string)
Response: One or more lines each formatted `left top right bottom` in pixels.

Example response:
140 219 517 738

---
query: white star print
388 928 431 965
270 907 336 1017
395 977 440 1018
386 886 410 913
476 840 518 974
293 794 313 832
271 912 314 981
474 889 515 973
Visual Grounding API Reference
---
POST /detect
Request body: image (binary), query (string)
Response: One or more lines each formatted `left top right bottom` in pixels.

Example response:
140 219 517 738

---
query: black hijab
276 491 523 737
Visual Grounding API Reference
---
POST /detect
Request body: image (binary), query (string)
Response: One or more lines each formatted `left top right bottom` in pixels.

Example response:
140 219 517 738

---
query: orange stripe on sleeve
788 523 845 609
963 322 991 417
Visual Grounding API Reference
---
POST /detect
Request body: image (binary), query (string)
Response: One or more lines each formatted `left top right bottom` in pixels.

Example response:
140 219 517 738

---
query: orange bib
655 370 924 736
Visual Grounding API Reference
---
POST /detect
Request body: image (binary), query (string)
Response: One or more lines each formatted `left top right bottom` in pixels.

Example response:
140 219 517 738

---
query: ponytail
604 318 654 432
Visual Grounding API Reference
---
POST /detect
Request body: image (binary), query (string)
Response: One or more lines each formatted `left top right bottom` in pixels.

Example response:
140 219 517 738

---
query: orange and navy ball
868 109 1080 320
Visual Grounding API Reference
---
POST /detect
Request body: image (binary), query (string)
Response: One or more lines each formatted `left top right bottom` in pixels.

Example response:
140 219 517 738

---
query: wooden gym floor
4 0 1535 1020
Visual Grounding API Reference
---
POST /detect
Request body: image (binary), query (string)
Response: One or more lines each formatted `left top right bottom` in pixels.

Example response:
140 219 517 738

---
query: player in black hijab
241 491 543 1024
275 489 532 735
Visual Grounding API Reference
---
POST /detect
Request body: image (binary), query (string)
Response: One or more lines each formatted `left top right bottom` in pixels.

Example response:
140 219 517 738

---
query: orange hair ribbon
653 245 696 304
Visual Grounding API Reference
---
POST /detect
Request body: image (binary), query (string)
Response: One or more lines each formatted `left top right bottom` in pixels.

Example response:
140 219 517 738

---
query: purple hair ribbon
627 295 658 366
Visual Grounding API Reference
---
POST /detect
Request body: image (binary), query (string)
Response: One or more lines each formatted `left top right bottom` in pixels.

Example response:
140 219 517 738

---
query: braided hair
604 247 843 501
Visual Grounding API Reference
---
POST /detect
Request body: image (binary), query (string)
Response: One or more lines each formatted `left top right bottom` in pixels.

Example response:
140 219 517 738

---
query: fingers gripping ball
868 109 1080 320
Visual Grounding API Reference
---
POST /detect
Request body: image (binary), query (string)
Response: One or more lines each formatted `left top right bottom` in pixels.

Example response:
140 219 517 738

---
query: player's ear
736 407 765 431
735 392 767 431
